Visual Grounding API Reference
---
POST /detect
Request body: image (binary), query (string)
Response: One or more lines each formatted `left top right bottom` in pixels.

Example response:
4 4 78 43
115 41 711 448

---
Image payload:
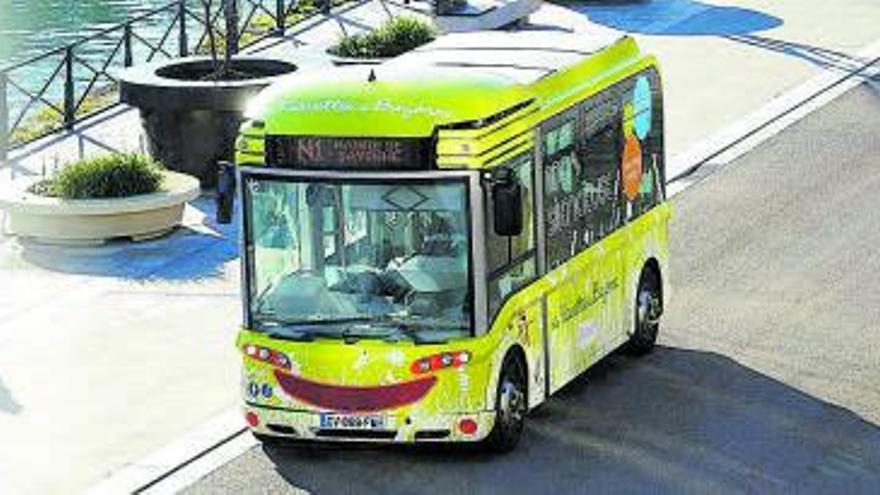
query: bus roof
247 29 647 138
400 30 625 85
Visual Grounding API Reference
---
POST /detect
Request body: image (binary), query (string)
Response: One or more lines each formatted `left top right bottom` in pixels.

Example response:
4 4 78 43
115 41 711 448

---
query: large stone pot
118 57 297 187
0 171 200 245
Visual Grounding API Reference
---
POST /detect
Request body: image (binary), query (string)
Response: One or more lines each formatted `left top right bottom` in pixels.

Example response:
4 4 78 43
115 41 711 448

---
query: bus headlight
410 351 472 375
242 344 292 370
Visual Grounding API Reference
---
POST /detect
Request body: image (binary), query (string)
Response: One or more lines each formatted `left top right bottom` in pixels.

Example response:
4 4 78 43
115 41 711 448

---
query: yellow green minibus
227 29 670 452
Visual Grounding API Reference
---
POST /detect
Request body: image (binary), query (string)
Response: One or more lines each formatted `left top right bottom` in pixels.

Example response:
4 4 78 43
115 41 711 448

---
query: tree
201 0 239 79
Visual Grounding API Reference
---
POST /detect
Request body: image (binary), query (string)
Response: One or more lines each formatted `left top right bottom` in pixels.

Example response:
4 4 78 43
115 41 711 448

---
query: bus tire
624 266 662 355
483 353 527 453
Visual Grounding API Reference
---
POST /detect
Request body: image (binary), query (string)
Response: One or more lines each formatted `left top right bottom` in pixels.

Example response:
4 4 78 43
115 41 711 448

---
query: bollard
0 71 8 163
216 160 236 224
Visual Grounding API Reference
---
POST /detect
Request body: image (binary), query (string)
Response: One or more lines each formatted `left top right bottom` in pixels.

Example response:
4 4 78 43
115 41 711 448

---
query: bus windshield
243 175 473 343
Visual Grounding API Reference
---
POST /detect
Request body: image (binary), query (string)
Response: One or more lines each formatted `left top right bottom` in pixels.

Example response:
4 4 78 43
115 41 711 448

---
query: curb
86 408 254 495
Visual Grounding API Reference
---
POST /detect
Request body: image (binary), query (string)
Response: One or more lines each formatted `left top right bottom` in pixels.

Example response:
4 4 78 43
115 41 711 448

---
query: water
0 0 182 135
0 0 173 67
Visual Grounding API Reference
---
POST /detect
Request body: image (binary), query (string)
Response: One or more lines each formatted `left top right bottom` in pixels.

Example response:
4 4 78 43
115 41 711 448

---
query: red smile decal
274 370 437 412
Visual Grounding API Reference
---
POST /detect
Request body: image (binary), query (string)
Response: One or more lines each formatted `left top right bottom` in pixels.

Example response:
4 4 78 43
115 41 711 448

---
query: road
179 83 880 494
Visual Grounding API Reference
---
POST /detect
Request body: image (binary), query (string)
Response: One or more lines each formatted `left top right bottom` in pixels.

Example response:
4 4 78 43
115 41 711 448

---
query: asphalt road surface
183 84 880 495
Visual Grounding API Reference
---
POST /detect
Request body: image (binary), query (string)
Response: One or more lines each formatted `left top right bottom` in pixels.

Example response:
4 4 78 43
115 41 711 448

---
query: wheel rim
498 368 526 429
636 280 661 334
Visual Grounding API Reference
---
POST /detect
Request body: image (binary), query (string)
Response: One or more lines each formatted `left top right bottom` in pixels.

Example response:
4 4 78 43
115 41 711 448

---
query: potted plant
327 16 436 65
118 0 297 187
0 153 200 245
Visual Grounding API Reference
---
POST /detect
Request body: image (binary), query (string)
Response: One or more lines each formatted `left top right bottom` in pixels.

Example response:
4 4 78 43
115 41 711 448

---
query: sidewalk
1 0 879 493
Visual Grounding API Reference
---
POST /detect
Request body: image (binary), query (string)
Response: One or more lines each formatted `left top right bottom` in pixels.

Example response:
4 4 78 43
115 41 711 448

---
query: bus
225 29 670 452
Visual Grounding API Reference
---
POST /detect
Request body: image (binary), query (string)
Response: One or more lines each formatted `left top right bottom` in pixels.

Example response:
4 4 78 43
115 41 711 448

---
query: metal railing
0 0 330 162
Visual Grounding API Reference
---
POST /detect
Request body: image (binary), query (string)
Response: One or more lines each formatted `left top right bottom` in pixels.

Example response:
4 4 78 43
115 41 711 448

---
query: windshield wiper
338 325 433 345
281 316 384 326
255 316 317 341
384 321 451 345
266 329 314 342
258 315 463 345
331 318 437 345
340 327 382 344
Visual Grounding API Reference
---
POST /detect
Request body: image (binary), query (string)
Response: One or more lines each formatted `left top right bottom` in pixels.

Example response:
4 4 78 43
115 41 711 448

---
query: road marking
87 35 880 495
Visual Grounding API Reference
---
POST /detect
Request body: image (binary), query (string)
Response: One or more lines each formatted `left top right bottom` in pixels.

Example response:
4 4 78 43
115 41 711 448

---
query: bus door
485 151 545 406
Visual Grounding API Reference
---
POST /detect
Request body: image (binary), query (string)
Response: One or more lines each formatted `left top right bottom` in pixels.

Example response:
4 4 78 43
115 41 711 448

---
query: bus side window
543 96 624 270
542 110 580 270
577 94 624 245
622 67 664 219
486 154 537 318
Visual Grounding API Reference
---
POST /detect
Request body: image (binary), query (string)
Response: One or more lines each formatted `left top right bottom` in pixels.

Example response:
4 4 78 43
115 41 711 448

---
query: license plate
320 413 387 430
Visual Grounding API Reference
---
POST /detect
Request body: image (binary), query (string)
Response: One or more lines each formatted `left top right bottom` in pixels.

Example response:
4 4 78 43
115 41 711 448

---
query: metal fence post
0 71 8 163
63 46 75 130
224 0 239 56
178 0 189 57
123 23 133 67
275 0 285 35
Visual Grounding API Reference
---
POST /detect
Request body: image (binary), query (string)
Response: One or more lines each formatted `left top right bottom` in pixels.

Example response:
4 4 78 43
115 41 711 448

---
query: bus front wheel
483 354 527 453
624 267 662 355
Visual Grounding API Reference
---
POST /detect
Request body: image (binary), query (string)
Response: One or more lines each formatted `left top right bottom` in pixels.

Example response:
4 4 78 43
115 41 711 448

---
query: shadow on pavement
723 34 873 72
15 196 239 281
261 346 880 494
567 0 782 36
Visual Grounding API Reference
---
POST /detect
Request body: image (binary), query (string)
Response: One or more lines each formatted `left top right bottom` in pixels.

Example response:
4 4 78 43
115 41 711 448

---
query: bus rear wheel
624 267 662 355
483 355 527 453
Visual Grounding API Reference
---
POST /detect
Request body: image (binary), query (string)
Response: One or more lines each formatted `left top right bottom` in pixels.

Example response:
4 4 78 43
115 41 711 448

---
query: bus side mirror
492 179 523 237
216 161 236 224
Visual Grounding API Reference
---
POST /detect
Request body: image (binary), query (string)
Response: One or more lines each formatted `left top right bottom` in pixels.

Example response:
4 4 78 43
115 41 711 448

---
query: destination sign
266 136 431 170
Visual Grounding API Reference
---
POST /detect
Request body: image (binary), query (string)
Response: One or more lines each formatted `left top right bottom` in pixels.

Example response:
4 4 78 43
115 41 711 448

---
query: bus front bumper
244 404 497 443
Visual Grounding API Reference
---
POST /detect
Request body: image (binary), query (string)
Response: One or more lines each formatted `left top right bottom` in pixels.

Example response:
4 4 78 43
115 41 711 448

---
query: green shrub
328 16 436 58
48 153 165 199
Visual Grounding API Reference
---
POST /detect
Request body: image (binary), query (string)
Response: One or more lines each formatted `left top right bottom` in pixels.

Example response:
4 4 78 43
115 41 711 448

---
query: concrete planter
118 56 297 187
0 171 200 245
